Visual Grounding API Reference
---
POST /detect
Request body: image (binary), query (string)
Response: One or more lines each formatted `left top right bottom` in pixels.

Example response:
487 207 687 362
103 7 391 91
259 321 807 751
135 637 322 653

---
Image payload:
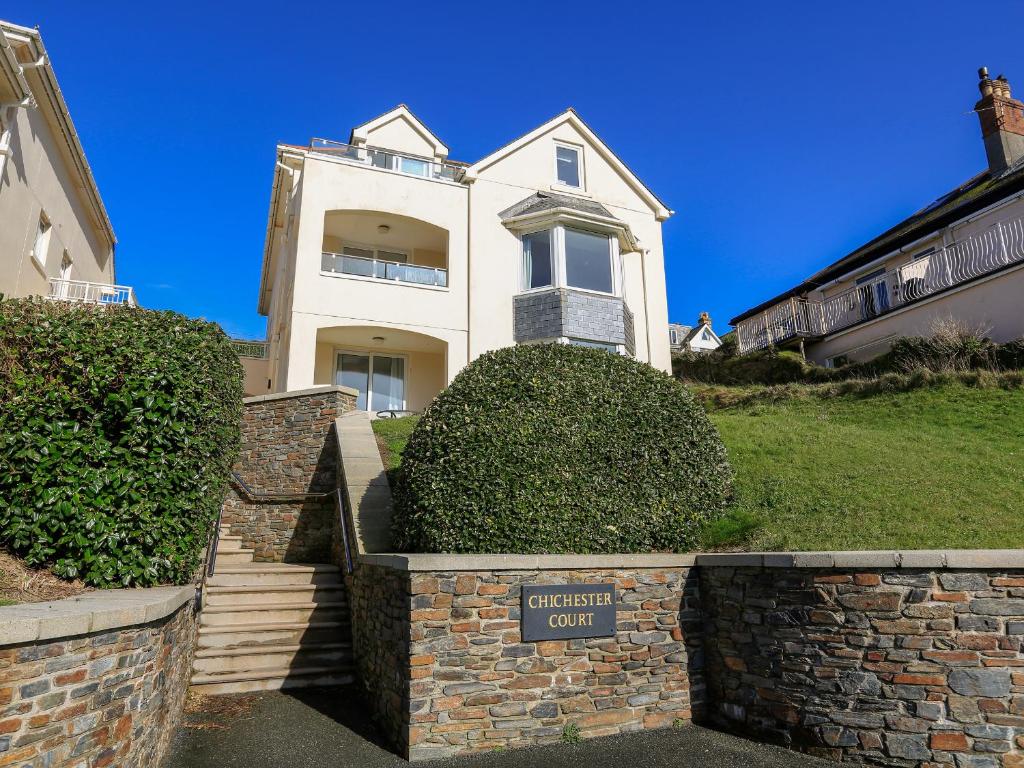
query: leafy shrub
391 344 732 554
674 347 812 385
0 298 243 587
675 331 1024 386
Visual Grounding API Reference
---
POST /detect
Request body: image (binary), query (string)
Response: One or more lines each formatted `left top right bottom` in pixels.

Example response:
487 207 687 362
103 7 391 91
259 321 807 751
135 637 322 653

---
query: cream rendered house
254 106 673 409
732 68 1024 365
0 20 130 305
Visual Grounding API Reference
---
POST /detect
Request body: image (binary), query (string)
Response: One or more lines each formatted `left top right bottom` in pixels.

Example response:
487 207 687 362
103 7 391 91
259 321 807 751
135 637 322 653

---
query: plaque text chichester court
520 583 616 641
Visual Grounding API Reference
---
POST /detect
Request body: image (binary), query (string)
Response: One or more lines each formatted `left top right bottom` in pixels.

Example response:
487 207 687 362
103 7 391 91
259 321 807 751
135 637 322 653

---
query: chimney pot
980 66 989 79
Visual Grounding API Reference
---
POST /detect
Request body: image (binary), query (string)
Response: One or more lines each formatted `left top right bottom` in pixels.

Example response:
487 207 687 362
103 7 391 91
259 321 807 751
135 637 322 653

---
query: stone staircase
191 525 355 694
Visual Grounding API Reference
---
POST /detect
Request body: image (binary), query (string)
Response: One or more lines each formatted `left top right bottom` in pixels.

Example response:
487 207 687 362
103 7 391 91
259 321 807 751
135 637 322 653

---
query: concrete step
207 563 341 587
199 602 348 627
190 666 356 695
215 549 255 565
192 643 352 675
196 620 349 650
217 535 245 552
205 584 347 608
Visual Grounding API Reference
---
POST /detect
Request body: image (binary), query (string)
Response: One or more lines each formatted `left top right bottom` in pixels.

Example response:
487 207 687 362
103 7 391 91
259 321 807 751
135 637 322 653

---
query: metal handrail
320 250 448 288
226 471 353 575
308 137 462 181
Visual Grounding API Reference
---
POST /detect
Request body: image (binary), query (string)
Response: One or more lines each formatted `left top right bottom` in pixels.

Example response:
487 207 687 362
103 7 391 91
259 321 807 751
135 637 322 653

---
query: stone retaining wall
225 386 356 562
348 554 704 761
0 587 195 768
702 561 1024 767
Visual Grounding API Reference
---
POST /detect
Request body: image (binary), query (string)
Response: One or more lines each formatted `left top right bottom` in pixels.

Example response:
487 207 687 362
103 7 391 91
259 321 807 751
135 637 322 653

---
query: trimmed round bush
392 344 732 553
0 298 243 587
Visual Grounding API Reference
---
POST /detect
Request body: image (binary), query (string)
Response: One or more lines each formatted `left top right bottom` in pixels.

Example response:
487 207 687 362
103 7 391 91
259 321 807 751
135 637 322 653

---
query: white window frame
553 141 584 190
519 225 620 297
333 348 410 412
30 211 52 271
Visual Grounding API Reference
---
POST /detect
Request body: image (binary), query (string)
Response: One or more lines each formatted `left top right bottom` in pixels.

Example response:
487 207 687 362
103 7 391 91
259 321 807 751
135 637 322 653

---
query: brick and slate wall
513 288 633 350
347 562 704 761
0 600 196 768
224 387 356 562
702 565 1024 767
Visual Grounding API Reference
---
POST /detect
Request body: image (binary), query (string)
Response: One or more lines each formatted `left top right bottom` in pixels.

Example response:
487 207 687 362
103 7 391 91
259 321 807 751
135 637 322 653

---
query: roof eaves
0 21 116 251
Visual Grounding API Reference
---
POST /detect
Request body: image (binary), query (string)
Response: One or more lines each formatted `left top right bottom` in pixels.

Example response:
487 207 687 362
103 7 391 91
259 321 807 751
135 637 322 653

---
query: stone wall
513 288 632 349
346 562 409 750
348 554 703 761
224 386 356 562
0 586 196 768
702 560 1024 767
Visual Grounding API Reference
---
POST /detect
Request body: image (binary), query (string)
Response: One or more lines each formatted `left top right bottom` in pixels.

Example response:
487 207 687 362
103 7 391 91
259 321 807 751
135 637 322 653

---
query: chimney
975 67 1024 173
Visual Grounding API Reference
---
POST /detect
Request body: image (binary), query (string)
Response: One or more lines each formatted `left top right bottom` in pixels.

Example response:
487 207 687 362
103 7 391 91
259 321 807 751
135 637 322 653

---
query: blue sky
11 1 1024 338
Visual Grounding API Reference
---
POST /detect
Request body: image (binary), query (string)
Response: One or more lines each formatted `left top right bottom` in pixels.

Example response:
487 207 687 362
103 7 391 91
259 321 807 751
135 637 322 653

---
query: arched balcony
320 210 448 289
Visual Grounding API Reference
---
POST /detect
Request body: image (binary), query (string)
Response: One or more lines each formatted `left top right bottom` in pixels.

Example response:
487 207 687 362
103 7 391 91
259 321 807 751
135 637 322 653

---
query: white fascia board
257 148 303 316
0 27 30 103
501 206 639 252
465 109 673 221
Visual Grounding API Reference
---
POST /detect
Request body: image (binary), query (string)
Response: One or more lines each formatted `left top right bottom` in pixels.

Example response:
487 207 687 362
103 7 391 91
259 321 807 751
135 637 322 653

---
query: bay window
520 225 618 295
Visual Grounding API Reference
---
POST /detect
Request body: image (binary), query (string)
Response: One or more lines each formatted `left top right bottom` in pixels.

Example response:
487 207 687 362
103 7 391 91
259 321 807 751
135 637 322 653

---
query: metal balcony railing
321 251 448 288
308 138 462 182
46 278 137 307
231 340 268 358
736 215 1024 354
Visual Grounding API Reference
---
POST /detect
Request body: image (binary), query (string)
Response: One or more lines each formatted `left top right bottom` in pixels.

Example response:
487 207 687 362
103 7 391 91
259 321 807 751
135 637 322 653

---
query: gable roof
349 104 449 158
683 322 721 346
730 157 1024 325
464 108 672 221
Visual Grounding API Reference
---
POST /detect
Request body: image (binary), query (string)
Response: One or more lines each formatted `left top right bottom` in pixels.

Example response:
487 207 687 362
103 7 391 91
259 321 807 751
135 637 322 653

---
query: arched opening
321 211 449 288
312 325 448 414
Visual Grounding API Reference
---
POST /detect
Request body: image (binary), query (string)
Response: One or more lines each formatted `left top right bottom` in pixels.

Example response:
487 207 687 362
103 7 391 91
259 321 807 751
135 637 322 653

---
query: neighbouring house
730 68 1024 366
0 20 132 306
669 312 722 354
250 105 674 408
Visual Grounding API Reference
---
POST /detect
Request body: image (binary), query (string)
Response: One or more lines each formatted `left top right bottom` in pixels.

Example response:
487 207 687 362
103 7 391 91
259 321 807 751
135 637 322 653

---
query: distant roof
730 157 1024 324
499 191 615 221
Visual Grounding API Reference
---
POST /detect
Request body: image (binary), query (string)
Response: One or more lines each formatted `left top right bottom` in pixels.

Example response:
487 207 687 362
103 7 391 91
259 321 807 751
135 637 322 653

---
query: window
670 329 678 344
701 329 713 341
335 352 406 412
31 213 51 268
568 338 618 353
555 144 581 188
522 230 553 290
520 226 617 295
564 228 612 293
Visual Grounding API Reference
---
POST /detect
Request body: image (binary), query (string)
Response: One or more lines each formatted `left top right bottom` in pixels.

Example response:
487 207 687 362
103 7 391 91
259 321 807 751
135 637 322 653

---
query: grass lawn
372 384 1024 551
372 416 420 471
702 384 1024 551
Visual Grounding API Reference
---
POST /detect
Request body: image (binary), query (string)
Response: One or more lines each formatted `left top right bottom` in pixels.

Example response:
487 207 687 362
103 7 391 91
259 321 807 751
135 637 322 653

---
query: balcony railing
736 215 1024 354
232 340 268 358
46 278 137 307
308 138 462 182
321 251 448 288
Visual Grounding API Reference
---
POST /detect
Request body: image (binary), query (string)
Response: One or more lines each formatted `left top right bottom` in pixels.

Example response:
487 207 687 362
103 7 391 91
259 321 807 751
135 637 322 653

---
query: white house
0 19 130 306
248 105 674 406
669 313 722 354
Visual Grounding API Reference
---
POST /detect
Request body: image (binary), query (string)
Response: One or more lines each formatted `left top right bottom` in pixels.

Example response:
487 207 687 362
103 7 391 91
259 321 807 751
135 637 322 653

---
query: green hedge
0 298 243 587
391 344 733 554
674 335 1024 386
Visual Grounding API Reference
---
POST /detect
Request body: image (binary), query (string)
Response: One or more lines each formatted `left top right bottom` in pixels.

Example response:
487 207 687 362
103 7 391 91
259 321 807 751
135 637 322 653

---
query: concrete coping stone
358 553 698 572
358 550 1024 572
0 585 194 648
243 384 358 405
697 550 1024 569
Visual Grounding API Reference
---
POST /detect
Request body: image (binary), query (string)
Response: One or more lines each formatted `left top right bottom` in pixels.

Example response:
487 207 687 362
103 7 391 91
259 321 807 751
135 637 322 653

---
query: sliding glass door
335 352 406 412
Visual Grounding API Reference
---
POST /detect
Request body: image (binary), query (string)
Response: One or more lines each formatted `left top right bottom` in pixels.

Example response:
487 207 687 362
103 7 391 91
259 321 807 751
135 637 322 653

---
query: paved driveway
164 687 828 768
